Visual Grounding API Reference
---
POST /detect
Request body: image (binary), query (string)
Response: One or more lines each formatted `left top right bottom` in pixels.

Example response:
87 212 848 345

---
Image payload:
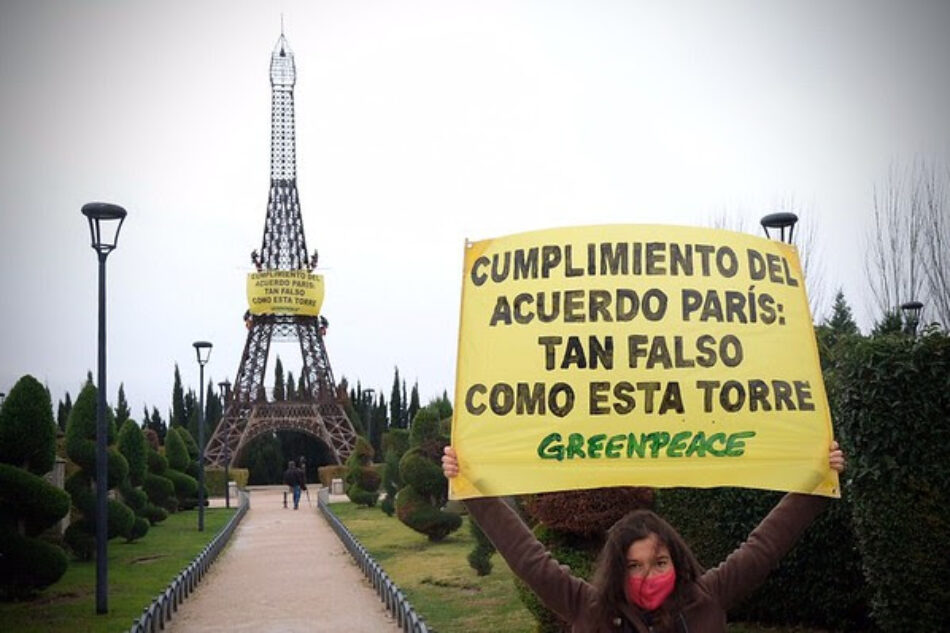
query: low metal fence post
317 488 431 633
126 489 251 633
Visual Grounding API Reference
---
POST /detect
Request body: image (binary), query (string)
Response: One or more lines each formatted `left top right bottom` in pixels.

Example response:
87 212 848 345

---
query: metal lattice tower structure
205 32 358 468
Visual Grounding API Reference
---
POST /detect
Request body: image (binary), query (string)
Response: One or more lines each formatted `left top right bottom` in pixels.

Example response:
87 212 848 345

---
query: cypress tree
115 383 131 427
57 392 73 432
146 406 167 444
390 367 403 429
286 371 296 400
273 357 285 401
400 380 408 429
184 389 198 440
171 364 185 427
408 382 421 425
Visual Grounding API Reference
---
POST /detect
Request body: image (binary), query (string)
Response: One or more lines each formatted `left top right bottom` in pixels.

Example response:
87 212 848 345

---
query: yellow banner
246 270 324 316
450 225 838 500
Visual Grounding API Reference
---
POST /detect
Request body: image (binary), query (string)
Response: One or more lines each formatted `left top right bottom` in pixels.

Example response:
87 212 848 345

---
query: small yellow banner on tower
450 225 838 500
246 271 324 316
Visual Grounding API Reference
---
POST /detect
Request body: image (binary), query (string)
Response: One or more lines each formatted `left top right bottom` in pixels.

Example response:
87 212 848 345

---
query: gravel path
164 486 401 633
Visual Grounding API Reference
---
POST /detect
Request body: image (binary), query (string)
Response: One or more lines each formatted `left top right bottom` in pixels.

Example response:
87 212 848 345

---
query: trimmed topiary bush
175 426 208 505
0 375 70 598
394 402 461 541
164 428 198 510
345 436 381 507
116 420 153 538
143 446 175 518
63 383 135 560
467 517 495 576
380 428 409 516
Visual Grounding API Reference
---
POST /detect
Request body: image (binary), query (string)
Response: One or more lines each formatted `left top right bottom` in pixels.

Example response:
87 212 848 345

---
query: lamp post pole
0 392 5 407
81 202 127 615
218 379 231 509
901 300 924 336
193 341 212 531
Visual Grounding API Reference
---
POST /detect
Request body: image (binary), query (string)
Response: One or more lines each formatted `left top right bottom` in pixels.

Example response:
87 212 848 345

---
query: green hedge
318 464 348 488
835 332 950 632
203 467 249 496
657 486 871 631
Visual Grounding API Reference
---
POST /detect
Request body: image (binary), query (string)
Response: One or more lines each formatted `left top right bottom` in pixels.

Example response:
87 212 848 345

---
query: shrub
204 467 249 496
657 486 871 631
144 447 176 517
835 331 950 632
394 403 461 541
116 420 153 537
467 517 495 576
61 383 135 560
0 524 69 600
165 427 190 471
380 429 409 516
394 486 461 541
318 464 348 488
164 428 198 510
0 374 56 473
346 437 381 507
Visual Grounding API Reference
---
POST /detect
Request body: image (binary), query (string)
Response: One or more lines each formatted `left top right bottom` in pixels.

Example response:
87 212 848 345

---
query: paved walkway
165 486 401 633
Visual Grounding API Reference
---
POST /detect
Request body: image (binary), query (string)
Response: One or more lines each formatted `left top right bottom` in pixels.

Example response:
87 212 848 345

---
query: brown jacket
465 493 828 633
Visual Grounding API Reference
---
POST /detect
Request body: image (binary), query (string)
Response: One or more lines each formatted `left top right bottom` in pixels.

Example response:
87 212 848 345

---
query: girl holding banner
442 442 845 633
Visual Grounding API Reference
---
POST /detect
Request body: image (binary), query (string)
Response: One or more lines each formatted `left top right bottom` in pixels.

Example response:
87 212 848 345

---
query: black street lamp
760 212 798 244
81 201 127 615
0 392 5 407
193 341 212 531
218 379 232 509
901 300 924 336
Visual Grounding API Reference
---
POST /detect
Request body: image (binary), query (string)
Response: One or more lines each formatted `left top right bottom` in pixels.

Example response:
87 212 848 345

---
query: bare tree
866 158 948 328
773 196 828 321
707 198 829 322
920 160 950 327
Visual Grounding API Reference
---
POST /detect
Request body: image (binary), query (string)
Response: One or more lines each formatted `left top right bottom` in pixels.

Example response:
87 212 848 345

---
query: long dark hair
592 510 704 632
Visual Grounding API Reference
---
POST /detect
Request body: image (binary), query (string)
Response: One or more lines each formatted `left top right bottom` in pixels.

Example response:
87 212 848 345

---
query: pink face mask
625 568 676 611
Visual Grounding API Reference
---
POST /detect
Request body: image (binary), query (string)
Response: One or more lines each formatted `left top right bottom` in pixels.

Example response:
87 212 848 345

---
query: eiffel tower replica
205 31 358 468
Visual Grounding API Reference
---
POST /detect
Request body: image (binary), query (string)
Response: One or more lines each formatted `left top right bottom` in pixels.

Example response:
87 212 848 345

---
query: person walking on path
283 460 306 510
443 442 846 633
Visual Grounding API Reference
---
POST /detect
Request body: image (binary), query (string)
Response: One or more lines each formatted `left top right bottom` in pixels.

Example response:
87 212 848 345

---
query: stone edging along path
127 490 251 633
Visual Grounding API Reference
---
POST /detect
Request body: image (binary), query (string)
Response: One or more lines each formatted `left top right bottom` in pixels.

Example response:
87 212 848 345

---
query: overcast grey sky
2 0 948 417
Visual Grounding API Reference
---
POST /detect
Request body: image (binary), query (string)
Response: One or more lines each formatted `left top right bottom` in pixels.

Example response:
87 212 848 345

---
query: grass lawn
331 502 536 633
0 507 236 633
330 502 831 633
